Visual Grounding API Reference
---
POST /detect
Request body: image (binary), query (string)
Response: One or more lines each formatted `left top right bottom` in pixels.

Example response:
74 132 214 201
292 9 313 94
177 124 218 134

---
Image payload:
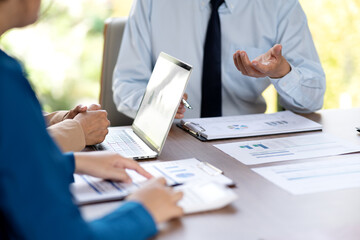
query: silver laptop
97 52 192 160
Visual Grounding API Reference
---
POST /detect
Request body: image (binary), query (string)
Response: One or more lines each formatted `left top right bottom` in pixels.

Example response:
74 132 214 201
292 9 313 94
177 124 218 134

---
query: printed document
179 111 322 140
71 158 234 204
252 155 360 194
214 133 360 165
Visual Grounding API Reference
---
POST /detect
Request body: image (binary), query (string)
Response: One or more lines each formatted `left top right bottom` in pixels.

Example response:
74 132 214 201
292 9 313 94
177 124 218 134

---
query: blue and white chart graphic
214 133 360 165
180 110 322 140
135 158 233 186
71 158 233 204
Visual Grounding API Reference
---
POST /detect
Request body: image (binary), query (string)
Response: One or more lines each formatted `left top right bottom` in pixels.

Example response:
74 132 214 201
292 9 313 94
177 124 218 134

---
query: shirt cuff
268 63 301 96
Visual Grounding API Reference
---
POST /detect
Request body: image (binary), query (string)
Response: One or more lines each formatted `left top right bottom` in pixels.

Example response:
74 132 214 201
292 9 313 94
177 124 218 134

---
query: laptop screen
132 52 192 152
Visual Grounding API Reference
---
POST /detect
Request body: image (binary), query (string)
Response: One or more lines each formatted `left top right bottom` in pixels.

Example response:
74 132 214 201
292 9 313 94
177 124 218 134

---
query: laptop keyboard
101 130 147 157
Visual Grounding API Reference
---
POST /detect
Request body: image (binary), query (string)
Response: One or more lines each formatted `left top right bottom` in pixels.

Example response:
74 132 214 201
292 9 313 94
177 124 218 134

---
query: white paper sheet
128 158 234 186
180 111 322 140
214 133 360 165
71 158 233 204
252 155 360 194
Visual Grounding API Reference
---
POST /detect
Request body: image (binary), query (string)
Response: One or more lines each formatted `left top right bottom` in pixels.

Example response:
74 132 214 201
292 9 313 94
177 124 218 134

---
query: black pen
170 182 183 187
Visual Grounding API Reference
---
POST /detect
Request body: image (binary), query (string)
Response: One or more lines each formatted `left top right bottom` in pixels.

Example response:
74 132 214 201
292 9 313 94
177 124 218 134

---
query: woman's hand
127 178 184 223
74 151 152 183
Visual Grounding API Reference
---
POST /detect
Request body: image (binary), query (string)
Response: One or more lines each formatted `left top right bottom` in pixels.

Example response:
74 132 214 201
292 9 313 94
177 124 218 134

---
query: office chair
99 17 133 126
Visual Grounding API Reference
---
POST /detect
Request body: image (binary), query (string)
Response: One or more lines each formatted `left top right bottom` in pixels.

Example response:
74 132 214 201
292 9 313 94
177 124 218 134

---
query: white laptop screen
132 52 192 152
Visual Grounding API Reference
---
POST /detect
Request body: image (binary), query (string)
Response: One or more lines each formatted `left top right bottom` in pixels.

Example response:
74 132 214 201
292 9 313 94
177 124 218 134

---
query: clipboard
177 111 322 141
176 123 208 141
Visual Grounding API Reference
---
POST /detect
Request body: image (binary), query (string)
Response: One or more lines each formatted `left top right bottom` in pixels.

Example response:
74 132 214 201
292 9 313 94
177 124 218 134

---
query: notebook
96 52 192 159
177 111 322 141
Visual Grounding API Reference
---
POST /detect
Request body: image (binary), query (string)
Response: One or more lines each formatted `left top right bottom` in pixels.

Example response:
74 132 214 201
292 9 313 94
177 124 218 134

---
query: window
2 0 359 113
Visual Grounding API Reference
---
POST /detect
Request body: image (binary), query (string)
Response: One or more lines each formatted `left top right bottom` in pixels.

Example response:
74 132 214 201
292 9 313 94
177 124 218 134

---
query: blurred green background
1 0 359 113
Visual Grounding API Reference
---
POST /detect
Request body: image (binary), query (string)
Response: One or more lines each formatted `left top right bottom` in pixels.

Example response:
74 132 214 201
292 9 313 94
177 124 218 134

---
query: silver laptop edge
131 52 192 158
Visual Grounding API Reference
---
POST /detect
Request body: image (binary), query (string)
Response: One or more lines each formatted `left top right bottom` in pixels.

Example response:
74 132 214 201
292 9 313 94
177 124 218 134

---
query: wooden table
80 108 360 240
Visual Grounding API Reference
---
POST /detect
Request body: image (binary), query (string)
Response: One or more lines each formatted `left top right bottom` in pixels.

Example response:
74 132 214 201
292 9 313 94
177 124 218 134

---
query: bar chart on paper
127 158 234 186
214 133 360 165
71 158 234 204
162 165 195 179
239 144 269 150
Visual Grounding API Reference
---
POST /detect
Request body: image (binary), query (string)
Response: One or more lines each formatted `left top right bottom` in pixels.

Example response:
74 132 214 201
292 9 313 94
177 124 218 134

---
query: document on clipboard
177 111 322 141
71 158 235 205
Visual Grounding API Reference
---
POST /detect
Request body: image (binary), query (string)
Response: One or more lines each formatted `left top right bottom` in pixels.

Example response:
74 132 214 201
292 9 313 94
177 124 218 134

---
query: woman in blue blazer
0 0 183 239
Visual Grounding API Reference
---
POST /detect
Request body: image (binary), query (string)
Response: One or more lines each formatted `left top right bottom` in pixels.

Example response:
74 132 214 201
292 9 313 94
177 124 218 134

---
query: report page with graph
179 110 322 140
71 158 236 213
214 133 360 165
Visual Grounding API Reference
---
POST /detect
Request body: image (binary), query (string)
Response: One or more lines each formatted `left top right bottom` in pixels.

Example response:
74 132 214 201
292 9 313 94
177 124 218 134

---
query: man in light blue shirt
113 0 325 119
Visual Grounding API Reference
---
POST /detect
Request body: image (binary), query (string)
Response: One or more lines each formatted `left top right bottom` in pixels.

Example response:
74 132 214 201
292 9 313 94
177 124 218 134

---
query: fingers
75 110 110 145
240 51 265 78
107 168 132 183
233 51 247 74
102 111 111 128
88 103 102 111
115 156 153 179
175 104 186 119
233 51 265 78
150 178 184 205
170 190 184 216
239 51 253 74
252 44 290 78
100 110 110 127
172 191 183 202
73 105 87 115
173 204 184 217
143 177 167 187
79 110 109 128
175 93 188 119
175 114 184 119
134 165 153 179
233 47 289 78
155 177 167 186
127 177 184 223
152 178 183 203
271 44 282 58
66 104 103 121
175 113 185 119
78 105 88 112
97 128 109 143
65 104 87 119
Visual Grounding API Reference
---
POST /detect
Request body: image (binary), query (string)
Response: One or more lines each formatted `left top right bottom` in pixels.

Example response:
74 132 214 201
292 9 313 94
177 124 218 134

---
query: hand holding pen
182 99 192 110
175 93 192 119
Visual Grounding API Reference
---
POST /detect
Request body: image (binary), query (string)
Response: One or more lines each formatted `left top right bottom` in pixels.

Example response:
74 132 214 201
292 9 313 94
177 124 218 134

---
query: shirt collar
200 0 237 13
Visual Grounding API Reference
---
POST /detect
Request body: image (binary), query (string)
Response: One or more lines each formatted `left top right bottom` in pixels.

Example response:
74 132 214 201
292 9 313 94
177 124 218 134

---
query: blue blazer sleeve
0 50 157 240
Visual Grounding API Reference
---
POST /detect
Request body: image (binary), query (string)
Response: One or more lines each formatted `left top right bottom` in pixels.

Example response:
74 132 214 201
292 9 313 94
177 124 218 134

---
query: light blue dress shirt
113 0 326 119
